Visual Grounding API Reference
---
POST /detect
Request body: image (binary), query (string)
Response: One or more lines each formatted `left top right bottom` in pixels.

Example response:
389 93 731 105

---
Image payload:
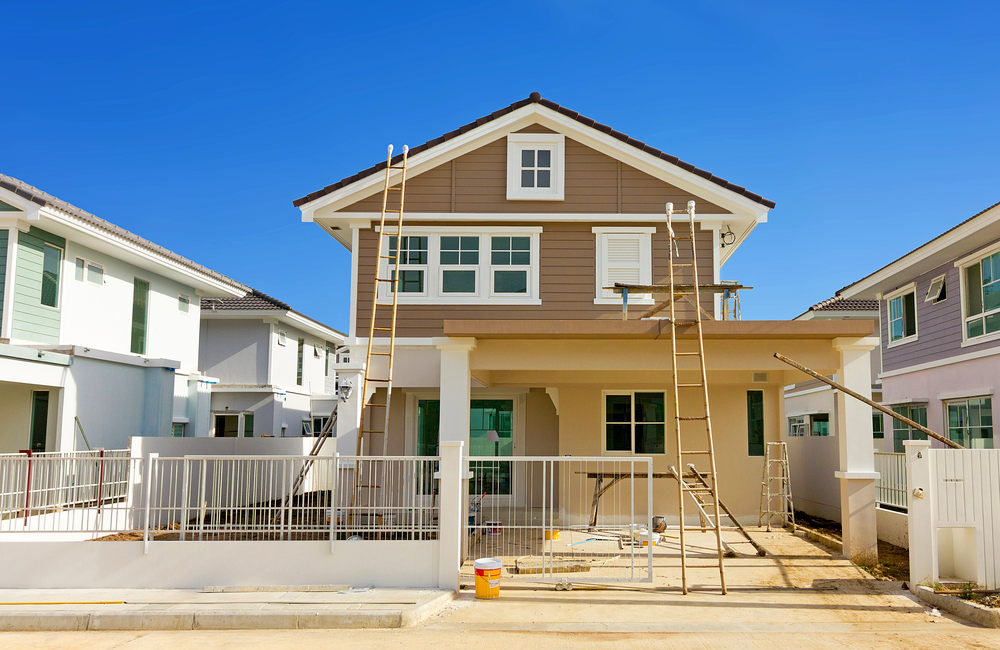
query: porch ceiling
444 319 876 340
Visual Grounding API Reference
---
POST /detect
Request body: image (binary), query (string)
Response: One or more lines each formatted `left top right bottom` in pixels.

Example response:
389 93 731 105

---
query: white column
54 367 77 451
437 440 464 590
437 338 476 446
832 336 879 564
905 439 934 585
335 364 366 456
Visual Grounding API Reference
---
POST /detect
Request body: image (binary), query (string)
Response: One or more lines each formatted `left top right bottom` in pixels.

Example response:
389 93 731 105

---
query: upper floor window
377 228 540 304
961 249 1000 341
130 278 149 355
885 284 917 345
296 337 304 386
506 133 565 200
178 295 190 312
593 227 654 304
74 257 104 285
388 235 428 295
788 415 807 437
925 274 947 303
40 243 62 307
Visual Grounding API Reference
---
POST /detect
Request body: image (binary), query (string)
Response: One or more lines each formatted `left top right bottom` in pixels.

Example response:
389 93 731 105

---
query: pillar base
838 476 878 565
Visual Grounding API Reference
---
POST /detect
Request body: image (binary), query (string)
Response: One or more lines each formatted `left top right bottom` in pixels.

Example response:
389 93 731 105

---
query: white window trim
601 389 667 456
943 395 993 449
385 235 430 298
593 227 655 305
884 283 918 348
439 235 481 298
277 330 287 346
958 248 1000 347
787 415 807 437
376 229 542 305
506 133 565 201
178 294 190 311
925 274 946 302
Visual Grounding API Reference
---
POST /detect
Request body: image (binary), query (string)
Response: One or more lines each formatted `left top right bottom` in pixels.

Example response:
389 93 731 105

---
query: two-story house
0 174 248 452
839 200 1000 452
199 290 344 437
295 94 882 561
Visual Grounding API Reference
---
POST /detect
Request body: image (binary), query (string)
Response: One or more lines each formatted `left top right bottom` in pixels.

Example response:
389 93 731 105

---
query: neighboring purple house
839 200 1000 452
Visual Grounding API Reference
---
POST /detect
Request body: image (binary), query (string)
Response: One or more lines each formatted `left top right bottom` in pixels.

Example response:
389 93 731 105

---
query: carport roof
442 319 876 340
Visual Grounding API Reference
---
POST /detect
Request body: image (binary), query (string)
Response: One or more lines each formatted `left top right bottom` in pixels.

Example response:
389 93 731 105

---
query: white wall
0 540 439 589
130 436 325 457
784 385 842 522
0 381 59 452
268 321 334 397
876 507 908 548
60 240 201 370
199 319 269 385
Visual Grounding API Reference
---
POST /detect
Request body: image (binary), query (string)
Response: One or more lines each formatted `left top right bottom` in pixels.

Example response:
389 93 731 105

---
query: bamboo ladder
350 144 409 522
666 200 727 595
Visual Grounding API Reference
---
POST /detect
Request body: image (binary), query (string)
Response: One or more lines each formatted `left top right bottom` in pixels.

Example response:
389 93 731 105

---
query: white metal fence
0 453 439 542
464 456 654 583
0 450 134 533
874 452 907 511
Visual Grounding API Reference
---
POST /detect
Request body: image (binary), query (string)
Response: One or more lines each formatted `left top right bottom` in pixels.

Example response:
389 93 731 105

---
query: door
213 414 240 437
29 391 49 452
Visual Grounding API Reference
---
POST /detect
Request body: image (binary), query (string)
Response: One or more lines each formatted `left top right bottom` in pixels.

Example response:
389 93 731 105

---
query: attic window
506 133 564 201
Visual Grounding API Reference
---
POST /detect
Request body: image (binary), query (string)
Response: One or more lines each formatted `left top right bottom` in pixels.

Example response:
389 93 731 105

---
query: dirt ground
794 510 910 582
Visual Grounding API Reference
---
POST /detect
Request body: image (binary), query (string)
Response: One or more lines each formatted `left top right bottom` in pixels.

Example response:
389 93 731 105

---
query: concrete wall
784 385 842 522
0 381 58 452
130 435 324 457
0 540 439 589
876 507 909 548
199 319 269 385
59 239 202 371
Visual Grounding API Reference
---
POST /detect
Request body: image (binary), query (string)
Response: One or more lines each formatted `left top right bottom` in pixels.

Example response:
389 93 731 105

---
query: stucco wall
0 381 58 453
784 385 842 522
199 319 269 385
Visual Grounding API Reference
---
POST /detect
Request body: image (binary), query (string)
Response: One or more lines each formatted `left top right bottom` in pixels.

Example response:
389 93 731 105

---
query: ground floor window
891 404 927 453
746 390 764 456
213 413 254 438
171 422 186 438
810 413 830 436
788 416 806 437
603 391 665 454
946 397 993 449
415 398 515 495
29 391 49 452
873 412 884 439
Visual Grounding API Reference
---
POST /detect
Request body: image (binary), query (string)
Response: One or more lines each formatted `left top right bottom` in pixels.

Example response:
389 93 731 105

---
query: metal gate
463 456 654 583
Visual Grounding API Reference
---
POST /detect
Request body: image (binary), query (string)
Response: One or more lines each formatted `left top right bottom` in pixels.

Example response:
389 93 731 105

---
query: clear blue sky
5 1 999 330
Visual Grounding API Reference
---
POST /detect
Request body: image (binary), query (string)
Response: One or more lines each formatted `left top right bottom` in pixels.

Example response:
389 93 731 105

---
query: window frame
40 242 63 308
925 274 947 303
130 277 150 355
890 403 928 453
296 337 304 386
375 227 541 304
945 396 993 449
438 235 480 297
957 243 1000 346
74 256 104 285
601 390 667 456
884 283 918 347
506 133 565 201
387 235 429 297
178 294 190 312
787 415 807 437
593 227 655 304
489 235 532 298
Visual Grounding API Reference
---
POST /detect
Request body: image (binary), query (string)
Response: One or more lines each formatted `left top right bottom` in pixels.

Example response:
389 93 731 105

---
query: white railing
0 453 439 542
874 452 907 511
464 456 654 583
0 453 141 534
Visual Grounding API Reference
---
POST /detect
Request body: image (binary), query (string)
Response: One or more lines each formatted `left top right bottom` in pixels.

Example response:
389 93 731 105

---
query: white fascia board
0 188 41 221
202 309 344 343
842 202 1000 299
38 206 246 298
298 103 771 223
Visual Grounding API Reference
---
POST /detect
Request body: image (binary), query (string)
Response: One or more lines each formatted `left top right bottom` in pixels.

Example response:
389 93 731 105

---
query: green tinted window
747 390 764 456
130 278 149 354
41 244 61 307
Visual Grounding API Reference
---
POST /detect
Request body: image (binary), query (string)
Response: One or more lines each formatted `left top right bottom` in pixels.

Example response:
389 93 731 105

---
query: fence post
330 453 339 554
143 453 158 555
19 449 32 526
437 441 464 591
96 448 106 517
905 440 933 586
180 459 190 541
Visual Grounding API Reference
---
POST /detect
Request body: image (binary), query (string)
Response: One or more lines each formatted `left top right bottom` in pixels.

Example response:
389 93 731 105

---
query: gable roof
1 173 247 293
201 289 345 342
293 93 776 209
808 296 879 312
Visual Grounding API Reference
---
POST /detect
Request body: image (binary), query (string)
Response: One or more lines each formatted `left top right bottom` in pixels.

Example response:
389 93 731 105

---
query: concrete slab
0 588 452 631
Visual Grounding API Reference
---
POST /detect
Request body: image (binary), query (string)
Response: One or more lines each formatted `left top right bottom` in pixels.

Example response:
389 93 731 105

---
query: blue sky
5 1 999 330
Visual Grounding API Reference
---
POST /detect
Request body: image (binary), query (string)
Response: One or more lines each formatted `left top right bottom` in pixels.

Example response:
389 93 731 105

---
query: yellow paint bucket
544 529 560 541
474 558 502 599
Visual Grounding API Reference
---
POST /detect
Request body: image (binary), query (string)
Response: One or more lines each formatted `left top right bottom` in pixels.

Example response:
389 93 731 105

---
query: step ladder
758 441 795 532
666 200 727 595
350 144 409 521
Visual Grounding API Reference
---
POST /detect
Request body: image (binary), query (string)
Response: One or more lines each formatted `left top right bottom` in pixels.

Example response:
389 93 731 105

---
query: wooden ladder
350 144 409 520
758 441 795 532
666 200 727 595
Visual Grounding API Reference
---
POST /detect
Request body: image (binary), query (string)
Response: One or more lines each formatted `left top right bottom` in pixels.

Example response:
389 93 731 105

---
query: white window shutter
602 234 647 299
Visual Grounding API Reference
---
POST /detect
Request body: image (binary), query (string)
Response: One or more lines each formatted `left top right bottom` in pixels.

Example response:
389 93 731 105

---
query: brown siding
343 128 730 214
355 222 715 337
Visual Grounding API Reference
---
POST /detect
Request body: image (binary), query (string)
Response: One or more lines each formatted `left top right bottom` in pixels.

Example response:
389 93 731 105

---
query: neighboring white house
783 296 881 523
199 290 344 438
0 174 248 452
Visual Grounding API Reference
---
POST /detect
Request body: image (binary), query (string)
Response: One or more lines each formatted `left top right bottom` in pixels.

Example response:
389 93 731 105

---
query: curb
913 585 1000 628
0 591 454 631
788 525 843 554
